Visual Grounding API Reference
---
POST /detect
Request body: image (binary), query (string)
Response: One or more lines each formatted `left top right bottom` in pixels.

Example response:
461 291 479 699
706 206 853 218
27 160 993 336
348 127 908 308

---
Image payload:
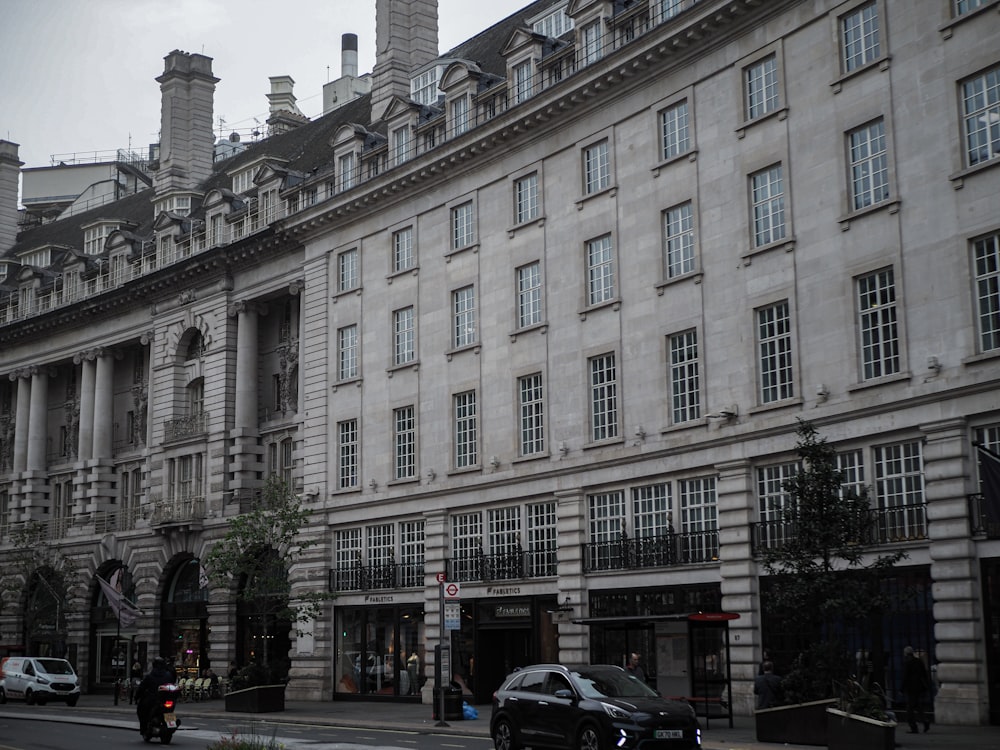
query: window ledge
444 242 479 263
331 286 363 302
736 107 789 139
447 465 481 477
582 436 625 451
507 216 546 238
386 265 419 284
747 396 803 416
660 418 707 435
948 157 1000 189
387 477 420 488
509 322 548 342
830 54 892 93
961 349 1000 366
330 487 362 497
386 360 420 377
651 149 698 177
938 1 1000 38
838 199 900 230
331 377 363 392
578 298 621 320
655 270 703 294
575 185 618 209
847 371 911 393
741 238 795 265
446 343 480 361
512 452 550 465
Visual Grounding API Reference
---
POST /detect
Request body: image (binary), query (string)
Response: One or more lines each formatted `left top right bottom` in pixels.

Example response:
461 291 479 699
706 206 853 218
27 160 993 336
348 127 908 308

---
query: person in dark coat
754 661 783 709
134 657 174 735
901 646 931 733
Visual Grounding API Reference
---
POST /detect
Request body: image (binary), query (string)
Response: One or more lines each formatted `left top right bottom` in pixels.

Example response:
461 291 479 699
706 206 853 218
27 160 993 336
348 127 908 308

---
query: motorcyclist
134 656 174 735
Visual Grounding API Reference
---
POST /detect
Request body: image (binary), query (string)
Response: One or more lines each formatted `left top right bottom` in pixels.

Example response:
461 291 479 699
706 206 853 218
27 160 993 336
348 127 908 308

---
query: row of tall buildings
1 0 998 724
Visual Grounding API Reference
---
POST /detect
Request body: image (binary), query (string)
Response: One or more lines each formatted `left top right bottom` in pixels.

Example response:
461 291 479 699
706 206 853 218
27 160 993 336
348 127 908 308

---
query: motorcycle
141 683 181 744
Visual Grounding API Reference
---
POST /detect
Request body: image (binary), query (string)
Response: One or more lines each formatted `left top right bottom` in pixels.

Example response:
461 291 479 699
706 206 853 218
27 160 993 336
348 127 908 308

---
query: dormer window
19 248 51 267
580 20 604 65
84 224 116 255
411 66 444 105
339 152 357 191
532 4 573 37
392 126 412 167
232 168 255 194
450 96 470 137
154 194 192 216
511 60 534 105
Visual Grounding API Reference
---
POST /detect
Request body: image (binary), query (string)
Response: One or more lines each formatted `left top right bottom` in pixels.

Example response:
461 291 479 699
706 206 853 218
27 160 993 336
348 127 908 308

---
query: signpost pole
437 577 448 727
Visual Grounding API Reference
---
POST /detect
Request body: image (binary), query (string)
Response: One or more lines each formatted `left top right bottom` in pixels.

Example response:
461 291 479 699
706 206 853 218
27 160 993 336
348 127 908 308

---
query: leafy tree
203 477 331 682
0 521 80 653
761 420 906 707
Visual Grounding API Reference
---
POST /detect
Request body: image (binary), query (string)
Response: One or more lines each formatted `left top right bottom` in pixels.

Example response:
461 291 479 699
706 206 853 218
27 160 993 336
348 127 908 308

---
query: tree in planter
204 477 331 688
760 420 906 716
0 521 80 656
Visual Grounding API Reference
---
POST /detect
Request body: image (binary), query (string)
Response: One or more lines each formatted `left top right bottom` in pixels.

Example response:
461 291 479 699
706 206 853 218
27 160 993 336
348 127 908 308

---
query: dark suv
490 663 700 750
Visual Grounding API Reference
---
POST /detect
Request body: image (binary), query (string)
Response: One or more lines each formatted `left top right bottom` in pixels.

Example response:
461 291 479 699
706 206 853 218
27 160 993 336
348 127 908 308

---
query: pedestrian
901 646 931 734
129 659 143 704
754 661 783 709
758 649 771 675
625 652 646 683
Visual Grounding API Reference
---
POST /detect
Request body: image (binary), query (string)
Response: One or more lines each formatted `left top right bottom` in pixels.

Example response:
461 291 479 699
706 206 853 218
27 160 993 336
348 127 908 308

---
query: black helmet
152 656 167 669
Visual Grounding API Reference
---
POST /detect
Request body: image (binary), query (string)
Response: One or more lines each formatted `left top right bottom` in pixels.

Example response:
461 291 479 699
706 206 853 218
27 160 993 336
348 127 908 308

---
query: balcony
750 502 928 554
151 496 205 527
969 494 1000 539
582 531 719 573
164 412 209 441
447 547 558 583
329 562 425 592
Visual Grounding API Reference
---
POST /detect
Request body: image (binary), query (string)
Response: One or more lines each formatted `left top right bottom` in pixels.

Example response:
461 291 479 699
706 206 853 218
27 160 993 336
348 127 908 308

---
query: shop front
334 595 425 700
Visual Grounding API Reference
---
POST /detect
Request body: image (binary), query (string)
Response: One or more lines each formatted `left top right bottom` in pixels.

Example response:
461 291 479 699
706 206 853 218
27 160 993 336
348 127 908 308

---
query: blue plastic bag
462 701 478 720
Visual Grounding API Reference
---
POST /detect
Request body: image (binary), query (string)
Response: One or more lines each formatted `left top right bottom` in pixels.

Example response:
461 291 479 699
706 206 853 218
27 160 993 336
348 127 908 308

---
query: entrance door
475 628 531 704
984 559 1000 725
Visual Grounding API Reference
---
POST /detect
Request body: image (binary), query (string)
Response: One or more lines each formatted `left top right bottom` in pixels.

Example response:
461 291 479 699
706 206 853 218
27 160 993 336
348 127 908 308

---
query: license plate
164 713 177 728
654 729 684 739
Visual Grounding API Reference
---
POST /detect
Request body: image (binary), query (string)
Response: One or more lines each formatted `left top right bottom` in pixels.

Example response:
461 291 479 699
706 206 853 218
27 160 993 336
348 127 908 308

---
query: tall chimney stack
0 140 23 252
342 33 358 78
371 0 439 122
154 51 220 196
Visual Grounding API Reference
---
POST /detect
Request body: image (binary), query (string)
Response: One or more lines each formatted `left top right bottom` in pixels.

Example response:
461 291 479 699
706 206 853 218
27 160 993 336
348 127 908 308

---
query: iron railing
582 530 719 573
969 494 1000 538
447 547 558 583
329 562 425 592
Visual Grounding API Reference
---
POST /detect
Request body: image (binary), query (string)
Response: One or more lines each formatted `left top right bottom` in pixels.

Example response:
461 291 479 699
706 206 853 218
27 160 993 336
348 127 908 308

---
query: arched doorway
160 557 209 680
90 564 138 690
234 546 291 683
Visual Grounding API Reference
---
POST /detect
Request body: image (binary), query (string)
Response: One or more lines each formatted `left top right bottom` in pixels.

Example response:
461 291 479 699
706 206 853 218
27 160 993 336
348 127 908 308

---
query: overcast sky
1 0 530 178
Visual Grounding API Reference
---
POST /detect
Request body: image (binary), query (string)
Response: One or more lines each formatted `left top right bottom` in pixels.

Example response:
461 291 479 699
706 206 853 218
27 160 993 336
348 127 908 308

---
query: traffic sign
444 582 461 599
435 572 447 584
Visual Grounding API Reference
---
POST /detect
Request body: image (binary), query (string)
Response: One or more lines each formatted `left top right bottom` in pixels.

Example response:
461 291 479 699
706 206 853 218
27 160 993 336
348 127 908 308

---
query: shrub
206 723 283 750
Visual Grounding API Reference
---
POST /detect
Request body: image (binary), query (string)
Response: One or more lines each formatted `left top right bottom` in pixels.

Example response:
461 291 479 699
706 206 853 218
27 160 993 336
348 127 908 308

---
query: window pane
518 373 545 455
590 353 618 441
857 268 899 379
453 286 477 347
584 140 610 194
849 119 889 210
454 391 478 468
669 330 700 423
587 235 615 305
974 233 1000 351
842 2 880 73
745 54 778 119
757 301 794 403
660 100 690 160
962 66 1000 167
517 262 542 328
751 165 786 247
664 202 694 278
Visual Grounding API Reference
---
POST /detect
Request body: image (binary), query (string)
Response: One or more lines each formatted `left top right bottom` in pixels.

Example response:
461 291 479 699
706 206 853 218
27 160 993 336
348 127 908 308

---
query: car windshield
36 659 75 675
571 667 659 699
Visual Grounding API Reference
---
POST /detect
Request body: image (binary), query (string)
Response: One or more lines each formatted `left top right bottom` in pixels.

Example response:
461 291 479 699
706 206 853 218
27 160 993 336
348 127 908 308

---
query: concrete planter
754 699 837 746
224 684 286 713
826 708 896 750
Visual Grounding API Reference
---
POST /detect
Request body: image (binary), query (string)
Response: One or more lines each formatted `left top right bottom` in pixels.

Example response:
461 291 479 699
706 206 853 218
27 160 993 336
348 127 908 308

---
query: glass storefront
335 603 425 698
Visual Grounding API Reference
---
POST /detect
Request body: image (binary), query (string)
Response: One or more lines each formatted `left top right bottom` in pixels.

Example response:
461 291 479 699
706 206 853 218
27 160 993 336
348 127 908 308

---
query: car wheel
579 723 603 750
492 716 522 750
66 695 79 707
36 694 48 706
24 689 35 706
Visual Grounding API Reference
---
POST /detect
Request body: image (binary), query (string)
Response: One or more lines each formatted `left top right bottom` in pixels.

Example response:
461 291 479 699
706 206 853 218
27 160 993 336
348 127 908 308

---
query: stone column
10 370 30 472
26 367 49 471
93 350 115 459
421 508 448 704
716 458 758 715
75 354 96 461
922 418 988 724
140 331 156 447
232 301 260 431
554 488 588 664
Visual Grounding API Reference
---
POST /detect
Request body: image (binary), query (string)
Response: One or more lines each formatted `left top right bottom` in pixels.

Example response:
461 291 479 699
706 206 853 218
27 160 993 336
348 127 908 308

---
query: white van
0 656 81 706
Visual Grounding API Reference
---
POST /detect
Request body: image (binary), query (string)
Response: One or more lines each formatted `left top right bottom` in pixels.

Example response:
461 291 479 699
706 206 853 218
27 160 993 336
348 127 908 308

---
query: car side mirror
554 688 574 700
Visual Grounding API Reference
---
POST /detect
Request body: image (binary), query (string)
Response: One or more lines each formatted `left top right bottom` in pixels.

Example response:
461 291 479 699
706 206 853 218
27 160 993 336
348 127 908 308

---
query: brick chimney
0 140 23 252
153 51 220 196
371 0 439 122
266 76 310 135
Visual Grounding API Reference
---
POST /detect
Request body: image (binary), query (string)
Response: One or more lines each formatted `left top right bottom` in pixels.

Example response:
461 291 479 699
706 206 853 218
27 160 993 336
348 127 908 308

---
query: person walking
754 661 783 709
625 652 646 683
901 646 931 733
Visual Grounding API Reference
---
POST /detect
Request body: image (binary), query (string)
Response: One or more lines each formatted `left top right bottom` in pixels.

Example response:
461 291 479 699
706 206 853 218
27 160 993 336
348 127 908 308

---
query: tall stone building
1 0 998 725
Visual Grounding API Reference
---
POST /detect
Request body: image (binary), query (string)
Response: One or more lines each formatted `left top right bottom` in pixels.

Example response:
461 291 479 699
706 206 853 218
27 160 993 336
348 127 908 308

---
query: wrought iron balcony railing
329 562 425 592
447 547 558 583
151 496 206 526
582 530 719 573
969 494 1000 539
750 502 928 554
163 412 209 441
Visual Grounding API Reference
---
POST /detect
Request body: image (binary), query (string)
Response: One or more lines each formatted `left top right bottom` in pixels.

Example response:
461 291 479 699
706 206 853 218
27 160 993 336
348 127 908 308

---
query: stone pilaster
554 488 588 663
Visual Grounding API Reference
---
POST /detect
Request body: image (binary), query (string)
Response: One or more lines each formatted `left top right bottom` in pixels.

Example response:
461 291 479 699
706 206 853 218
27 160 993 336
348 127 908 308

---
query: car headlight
600 702 632 720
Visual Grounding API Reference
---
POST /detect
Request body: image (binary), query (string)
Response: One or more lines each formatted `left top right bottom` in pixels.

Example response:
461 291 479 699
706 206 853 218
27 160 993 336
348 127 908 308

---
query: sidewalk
4 694 997 750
